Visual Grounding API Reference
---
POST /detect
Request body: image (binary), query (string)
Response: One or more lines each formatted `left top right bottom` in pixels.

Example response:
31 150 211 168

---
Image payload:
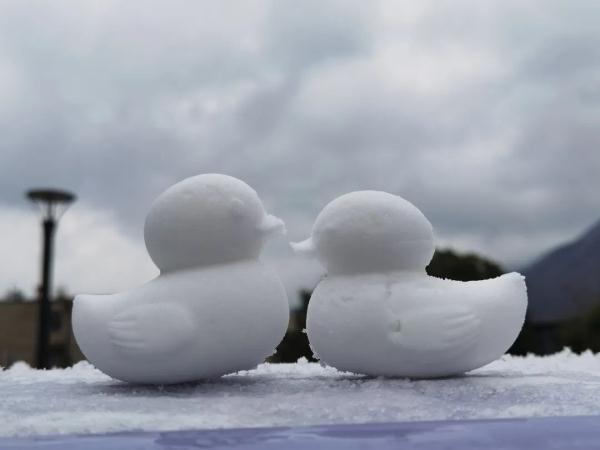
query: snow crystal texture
1 350 600 437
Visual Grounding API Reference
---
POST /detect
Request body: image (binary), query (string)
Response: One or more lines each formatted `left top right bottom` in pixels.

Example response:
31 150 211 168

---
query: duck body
73 174 289 384
307 271 527 378
74 260 288 384
294 190 529 378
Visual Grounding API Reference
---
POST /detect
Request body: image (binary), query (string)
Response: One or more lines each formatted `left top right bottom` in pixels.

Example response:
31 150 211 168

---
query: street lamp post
26 189 76 369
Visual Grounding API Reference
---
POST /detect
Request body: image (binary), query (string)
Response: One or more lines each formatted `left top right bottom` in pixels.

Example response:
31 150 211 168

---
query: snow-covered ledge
1 350 600 438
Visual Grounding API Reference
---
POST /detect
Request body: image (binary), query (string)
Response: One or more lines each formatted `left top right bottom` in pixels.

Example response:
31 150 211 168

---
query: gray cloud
1 0 599 302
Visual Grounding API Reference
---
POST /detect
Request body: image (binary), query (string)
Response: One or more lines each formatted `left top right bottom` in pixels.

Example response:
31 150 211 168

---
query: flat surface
3 416 600 449
1 350 600 438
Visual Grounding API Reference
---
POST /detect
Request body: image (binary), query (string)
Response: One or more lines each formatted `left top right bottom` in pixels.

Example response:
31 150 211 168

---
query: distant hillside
524 220 600 324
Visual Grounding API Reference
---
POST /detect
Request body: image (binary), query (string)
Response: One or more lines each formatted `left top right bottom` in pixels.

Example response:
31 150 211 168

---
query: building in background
0 295 83 368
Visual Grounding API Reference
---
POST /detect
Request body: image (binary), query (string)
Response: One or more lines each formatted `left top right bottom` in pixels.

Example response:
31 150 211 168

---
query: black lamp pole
26 189 75 369
38 218 56 369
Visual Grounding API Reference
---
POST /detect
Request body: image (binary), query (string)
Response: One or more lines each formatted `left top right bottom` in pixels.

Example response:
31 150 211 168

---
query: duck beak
260 214 286 237
290 237 317 258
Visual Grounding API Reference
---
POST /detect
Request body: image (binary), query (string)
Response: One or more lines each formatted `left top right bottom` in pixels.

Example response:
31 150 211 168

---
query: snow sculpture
293 191 527 378
73 174 289 384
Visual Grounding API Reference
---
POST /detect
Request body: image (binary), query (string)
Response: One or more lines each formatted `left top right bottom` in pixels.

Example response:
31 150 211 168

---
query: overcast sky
1 0 599 304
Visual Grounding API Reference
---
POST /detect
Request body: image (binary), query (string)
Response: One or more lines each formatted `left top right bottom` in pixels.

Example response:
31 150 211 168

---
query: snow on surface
1 350 600 438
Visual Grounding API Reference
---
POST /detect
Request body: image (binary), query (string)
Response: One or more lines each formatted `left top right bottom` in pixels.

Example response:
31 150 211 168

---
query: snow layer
1 350 600 437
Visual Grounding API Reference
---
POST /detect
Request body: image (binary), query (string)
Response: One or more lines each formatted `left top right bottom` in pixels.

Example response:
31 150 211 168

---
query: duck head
145 174 285 272
292 191 434 275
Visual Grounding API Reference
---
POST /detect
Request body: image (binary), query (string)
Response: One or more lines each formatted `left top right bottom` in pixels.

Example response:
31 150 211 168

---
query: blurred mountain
524 219 600 324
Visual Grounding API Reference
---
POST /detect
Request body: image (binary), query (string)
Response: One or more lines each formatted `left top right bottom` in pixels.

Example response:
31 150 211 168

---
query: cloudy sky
1 0 599 304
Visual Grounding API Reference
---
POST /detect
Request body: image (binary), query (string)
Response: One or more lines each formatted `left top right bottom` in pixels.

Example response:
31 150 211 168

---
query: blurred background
0 0 599 368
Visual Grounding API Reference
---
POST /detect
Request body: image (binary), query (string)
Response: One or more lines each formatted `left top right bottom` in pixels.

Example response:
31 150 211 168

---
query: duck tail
501 272 527 296
499 272 528 320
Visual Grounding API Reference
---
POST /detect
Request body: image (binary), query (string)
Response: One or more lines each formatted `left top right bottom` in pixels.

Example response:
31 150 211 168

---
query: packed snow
1 350 600 438
73 174 289 384
294 191 527 377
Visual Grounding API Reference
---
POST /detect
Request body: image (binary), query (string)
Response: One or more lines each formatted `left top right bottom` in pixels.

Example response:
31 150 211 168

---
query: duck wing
108 303 195 357
388 305 481 360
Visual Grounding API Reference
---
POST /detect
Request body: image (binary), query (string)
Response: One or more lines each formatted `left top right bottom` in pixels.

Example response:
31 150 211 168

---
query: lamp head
26 188 76 220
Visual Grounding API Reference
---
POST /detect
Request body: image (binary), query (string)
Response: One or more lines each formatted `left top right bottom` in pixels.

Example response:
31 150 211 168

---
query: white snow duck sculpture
73 174 289 384
293 191 527 378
